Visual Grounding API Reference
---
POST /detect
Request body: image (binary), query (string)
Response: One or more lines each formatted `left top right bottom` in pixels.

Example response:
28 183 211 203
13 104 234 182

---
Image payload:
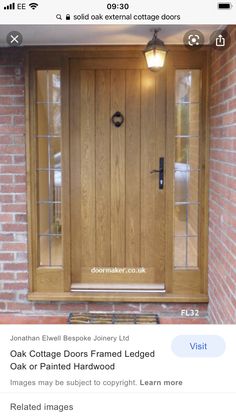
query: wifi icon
29 2 38 9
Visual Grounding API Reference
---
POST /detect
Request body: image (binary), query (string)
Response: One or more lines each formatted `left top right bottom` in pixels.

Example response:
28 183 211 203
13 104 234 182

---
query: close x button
6 31 23 47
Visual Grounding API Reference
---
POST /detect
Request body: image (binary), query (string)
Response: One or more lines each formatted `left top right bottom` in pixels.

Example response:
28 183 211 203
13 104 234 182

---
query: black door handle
150 157 164 189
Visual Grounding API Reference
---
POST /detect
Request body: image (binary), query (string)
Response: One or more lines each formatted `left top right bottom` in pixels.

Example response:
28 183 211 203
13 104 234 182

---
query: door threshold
71 283 166 293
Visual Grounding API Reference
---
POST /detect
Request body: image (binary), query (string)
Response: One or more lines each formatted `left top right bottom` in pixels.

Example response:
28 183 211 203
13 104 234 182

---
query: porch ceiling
0 24 224 47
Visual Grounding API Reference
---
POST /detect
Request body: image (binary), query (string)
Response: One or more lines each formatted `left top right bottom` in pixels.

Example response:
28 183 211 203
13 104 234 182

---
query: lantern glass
145 49 167 71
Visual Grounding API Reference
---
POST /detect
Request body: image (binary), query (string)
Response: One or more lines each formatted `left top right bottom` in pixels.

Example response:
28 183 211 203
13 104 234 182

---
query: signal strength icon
29 2 38 9
4 2 15 9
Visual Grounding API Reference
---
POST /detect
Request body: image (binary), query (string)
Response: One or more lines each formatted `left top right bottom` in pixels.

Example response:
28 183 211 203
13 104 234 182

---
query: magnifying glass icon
56 14 62 20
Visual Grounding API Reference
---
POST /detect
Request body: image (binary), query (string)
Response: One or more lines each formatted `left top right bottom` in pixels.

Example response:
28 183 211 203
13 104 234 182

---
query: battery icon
217 2 232 8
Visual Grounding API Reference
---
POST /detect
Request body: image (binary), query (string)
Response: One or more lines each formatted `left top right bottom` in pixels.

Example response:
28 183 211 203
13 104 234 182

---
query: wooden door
70 58 166 290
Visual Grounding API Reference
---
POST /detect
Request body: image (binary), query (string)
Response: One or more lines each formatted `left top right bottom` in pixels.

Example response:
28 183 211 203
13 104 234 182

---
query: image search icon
183 30 205 49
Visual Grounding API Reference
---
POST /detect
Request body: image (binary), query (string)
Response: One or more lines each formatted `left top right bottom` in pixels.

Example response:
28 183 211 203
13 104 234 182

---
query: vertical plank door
70 58 166 290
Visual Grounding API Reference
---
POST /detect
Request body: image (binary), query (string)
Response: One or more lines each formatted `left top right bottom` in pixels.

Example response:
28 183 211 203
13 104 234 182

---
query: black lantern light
144 29 167 71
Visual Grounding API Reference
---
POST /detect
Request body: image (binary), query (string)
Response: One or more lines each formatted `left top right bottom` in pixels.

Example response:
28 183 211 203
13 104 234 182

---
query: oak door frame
26 46 209 302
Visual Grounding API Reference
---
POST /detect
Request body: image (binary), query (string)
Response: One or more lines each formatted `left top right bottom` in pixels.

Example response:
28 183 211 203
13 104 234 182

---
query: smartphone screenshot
0 0 235 417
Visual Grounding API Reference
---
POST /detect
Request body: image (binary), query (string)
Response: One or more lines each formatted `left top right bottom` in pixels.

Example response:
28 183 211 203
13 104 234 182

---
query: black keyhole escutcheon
111 111 124 128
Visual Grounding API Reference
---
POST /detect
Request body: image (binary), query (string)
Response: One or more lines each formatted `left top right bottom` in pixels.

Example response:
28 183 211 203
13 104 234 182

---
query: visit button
172 335 225 357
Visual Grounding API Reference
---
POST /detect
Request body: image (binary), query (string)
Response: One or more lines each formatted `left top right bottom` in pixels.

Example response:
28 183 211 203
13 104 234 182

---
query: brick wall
208 26 236 323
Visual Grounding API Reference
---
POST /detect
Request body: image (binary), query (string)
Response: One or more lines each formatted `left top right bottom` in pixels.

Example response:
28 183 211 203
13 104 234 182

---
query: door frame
26 46 209 302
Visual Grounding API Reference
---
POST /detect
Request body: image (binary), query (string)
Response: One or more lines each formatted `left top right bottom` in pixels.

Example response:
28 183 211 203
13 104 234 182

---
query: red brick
0 292 16 300
0 233 14 241
0 86 24 95
0 273 15 280
87 303 114 312
0 194 13 203
0 76 24 85
0 115 12 124
14 156 25 165
0 175 13 183
14 193 26 203
0 106 24 115
2 204 27 212
15 272 28 280
3 263 28 271
0 315 67 324
0 213 13 222
1 165 25 174
15 214 27 222
0 145 24 154
3 282 27 290
1 184 26 193
34 303 60 311
13 136 25 145
14 175 26 183
6 302 33 312
0 126 24 135
0 67 16 75
14 97 24 105
2 223 27 232
0 253 14 261
0 156 12 164
114 303 141 312
13 115 24 125
60 303 88 312
160 318 208 324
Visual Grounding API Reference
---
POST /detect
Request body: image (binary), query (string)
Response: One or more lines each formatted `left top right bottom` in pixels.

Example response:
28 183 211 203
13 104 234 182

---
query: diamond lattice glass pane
37 71 47 102
38 171 50 201
48 104 61 135
174 205 187 236
38 204 49 235
174 237 187 267
187 236 198 267
51 236 62 266
188 205 198 236
37 138 48 169
48 70 61 103
174 169 199 203
37 103 49 136
175 137 199 169
188 171 199 203
39 236 49 266
51 139 61 170
176 104 200 136
175 70 200 103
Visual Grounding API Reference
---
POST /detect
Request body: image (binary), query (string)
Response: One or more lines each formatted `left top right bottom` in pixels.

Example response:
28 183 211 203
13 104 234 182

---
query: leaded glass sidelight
36 70 62 266
174 70 200 268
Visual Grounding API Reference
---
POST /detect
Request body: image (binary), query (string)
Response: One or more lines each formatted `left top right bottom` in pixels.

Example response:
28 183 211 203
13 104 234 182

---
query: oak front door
70 58 166 291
